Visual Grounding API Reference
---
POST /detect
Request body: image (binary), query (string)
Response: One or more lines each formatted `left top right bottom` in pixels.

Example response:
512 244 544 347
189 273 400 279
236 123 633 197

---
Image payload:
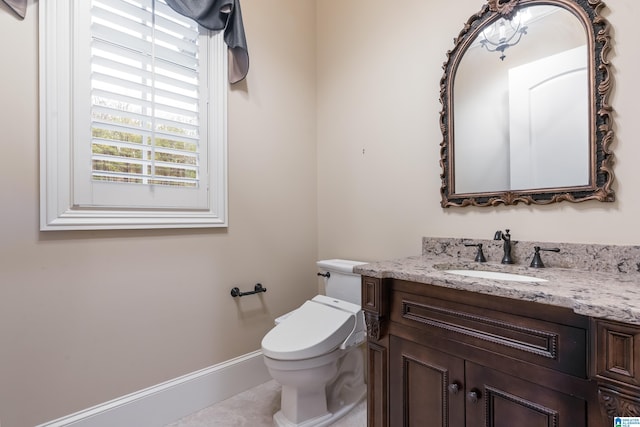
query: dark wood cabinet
389 336 464 426
592 319 640 421
389 335 587 427
465 361 586 427
361 276 628 427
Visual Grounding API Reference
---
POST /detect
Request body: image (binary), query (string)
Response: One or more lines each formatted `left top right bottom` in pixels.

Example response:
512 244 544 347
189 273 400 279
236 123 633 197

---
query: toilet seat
262 296 360 361
263 346 345 372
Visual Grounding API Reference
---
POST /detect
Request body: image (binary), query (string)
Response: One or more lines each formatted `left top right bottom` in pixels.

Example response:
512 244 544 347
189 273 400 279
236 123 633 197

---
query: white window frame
39 0 228 230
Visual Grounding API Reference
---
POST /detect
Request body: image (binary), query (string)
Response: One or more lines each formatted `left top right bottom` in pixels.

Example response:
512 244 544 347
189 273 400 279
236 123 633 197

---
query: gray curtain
1 0 250 83
165 0 249 84
2 0 27 18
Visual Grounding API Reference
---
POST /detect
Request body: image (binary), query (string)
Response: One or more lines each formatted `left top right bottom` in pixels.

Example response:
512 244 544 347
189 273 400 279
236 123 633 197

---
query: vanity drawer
391 289 588 378
593 319 640 388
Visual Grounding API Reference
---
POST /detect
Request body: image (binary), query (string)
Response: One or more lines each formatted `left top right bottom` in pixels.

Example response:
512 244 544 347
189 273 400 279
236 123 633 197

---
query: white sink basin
444 269 547 282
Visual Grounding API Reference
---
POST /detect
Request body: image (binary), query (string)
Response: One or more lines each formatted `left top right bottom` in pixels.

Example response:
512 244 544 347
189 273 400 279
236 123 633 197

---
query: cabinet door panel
466 361 587 427
367 341 388 427
390 336 465 427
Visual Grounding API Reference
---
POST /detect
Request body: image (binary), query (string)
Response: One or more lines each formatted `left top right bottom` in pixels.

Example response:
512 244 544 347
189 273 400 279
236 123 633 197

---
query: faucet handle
530 246 561 268
465 243 487 263
493 229 511 241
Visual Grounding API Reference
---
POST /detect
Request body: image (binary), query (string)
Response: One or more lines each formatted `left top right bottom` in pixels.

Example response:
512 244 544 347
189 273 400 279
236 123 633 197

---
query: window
40 0 227 230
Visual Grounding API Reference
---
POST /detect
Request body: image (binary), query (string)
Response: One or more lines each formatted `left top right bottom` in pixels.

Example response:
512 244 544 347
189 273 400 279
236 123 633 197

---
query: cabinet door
390 336 465 427
465 361 587 427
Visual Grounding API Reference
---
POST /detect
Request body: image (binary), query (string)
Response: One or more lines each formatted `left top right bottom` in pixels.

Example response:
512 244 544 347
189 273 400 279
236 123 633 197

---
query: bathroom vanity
374 0 627 421
356 238 640 427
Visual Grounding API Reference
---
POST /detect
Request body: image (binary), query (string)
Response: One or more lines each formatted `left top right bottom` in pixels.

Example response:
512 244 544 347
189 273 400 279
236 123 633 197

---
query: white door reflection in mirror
509 45 589 190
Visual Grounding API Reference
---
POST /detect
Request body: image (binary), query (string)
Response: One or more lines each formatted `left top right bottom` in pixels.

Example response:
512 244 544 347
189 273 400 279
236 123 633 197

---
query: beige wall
0 1 317 426
317 0 640 262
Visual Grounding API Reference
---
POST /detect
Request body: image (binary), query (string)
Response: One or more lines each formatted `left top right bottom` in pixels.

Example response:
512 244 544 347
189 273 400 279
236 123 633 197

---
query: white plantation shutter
39 0 228 229
90 0 201 189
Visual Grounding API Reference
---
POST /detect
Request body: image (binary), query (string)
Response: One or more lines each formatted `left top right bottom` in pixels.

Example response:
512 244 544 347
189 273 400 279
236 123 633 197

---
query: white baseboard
36 350 271 427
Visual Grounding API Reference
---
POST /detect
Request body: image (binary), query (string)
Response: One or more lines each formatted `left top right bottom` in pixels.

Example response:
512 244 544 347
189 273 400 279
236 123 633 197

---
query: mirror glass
455 5 587 193
440 0 615 207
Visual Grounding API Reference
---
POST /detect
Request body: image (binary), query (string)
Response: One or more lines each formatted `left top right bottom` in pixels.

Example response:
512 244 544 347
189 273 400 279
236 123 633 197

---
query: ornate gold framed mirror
439 0 615 207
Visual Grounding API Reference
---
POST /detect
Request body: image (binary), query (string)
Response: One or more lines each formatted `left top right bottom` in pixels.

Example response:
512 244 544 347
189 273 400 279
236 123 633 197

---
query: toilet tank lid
316 259 367 274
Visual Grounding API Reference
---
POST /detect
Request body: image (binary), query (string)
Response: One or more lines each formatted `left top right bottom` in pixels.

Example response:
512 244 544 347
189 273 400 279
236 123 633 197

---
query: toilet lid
261 300 356 360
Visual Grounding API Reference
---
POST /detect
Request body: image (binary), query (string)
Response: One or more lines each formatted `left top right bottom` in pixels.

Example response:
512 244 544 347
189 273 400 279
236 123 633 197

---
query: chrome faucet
494 229 513 264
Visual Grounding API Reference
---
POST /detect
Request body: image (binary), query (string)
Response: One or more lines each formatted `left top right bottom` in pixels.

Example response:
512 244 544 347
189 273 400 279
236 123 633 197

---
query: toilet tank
317 259 367 306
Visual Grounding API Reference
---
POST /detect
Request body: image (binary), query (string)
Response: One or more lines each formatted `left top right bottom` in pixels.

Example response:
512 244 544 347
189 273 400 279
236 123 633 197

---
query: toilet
261 259 368 427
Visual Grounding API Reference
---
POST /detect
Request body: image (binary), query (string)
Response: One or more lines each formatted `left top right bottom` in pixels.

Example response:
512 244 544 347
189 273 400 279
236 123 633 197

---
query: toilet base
271 348 366 427
272 385 366 427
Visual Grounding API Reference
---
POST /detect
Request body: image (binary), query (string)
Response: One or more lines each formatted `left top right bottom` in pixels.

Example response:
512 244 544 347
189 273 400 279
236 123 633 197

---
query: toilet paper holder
230 283 267 298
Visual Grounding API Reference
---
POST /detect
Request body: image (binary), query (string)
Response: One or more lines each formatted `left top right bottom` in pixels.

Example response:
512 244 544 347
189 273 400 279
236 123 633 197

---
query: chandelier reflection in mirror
479 8 531 60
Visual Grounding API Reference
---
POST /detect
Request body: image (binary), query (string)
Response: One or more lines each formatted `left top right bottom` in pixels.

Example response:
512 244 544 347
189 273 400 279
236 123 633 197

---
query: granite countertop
354 238 640 326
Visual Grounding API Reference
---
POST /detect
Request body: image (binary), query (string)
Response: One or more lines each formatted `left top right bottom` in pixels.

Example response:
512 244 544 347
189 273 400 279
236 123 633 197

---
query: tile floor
165 380 366 427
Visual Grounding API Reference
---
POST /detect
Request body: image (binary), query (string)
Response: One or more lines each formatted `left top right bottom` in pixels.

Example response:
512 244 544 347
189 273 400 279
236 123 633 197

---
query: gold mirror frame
439 0 615 207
